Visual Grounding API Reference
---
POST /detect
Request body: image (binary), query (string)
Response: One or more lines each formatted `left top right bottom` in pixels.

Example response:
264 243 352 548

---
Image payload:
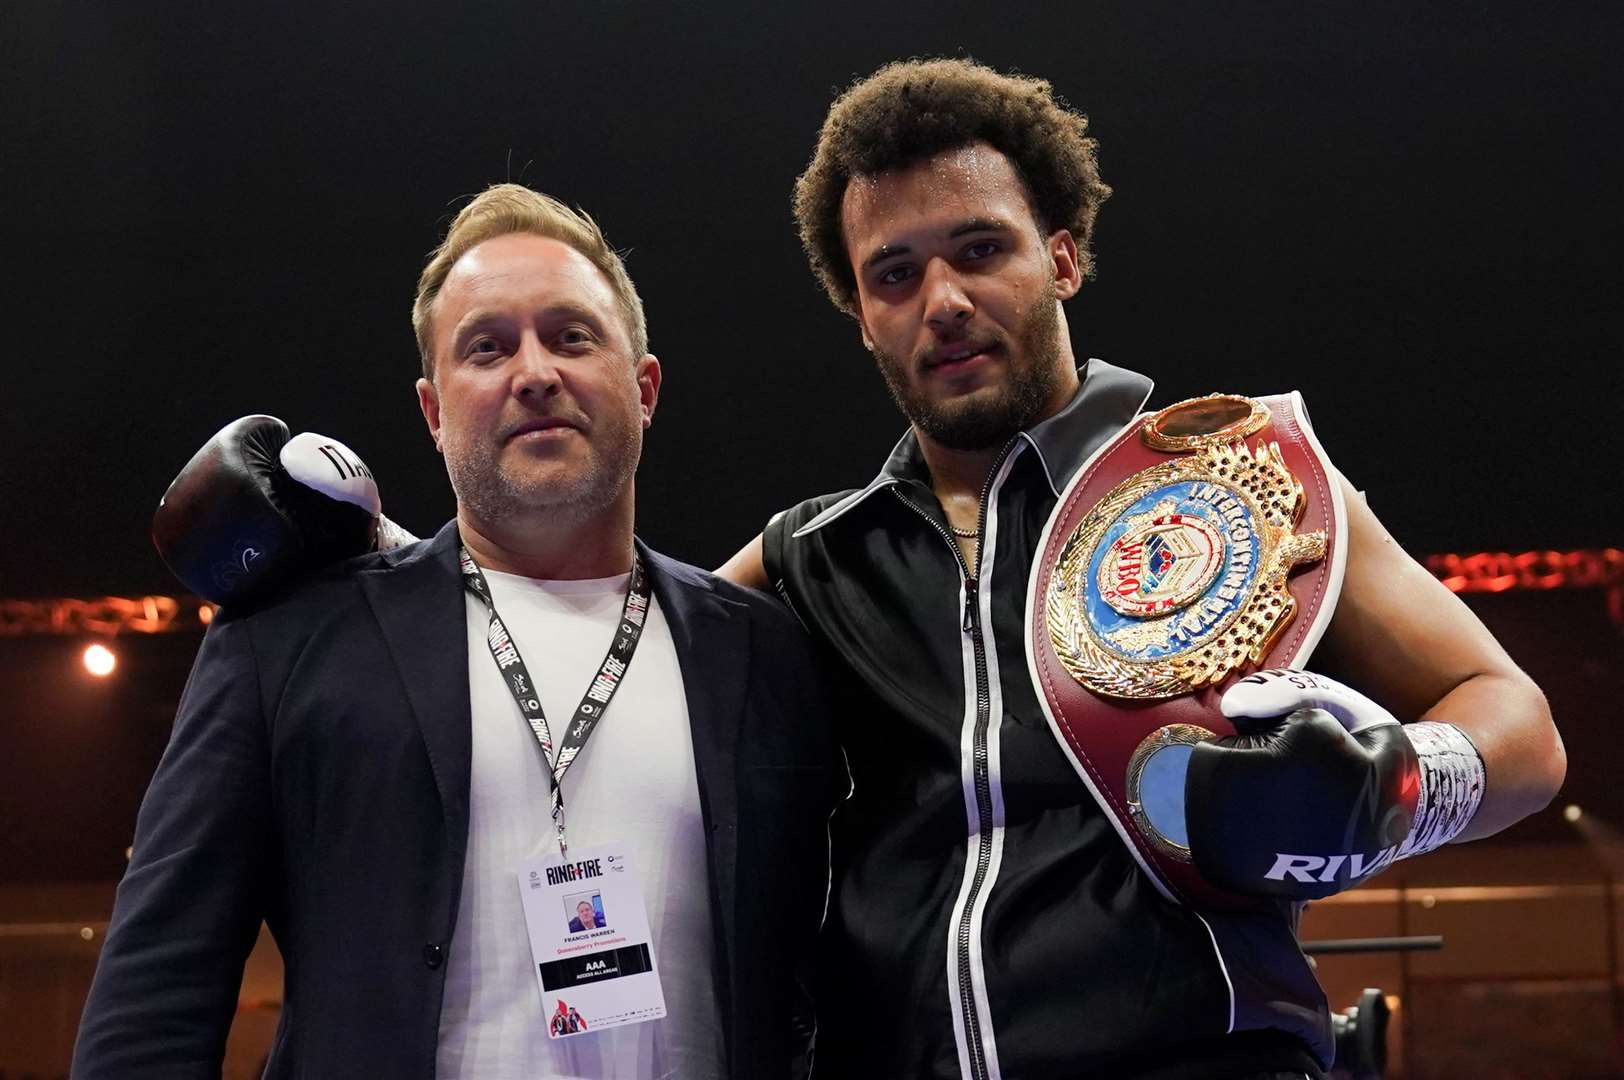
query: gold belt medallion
1046 395 1327 700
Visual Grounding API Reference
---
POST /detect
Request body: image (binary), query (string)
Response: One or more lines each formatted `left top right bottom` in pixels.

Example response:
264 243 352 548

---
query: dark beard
872 297 1066 451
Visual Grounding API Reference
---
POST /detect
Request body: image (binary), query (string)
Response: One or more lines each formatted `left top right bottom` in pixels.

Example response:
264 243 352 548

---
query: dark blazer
73 522 840 1079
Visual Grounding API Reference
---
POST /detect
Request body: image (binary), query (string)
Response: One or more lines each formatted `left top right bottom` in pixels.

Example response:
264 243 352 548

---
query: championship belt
1024 392 1347 910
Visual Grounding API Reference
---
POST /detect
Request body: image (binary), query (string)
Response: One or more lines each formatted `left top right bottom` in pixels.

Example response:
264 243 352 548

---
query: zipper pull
962 576 979 633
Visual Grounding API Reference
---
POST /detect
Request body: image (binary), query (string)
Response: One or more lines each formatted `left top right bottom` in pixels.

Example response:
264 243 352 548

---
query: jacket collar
792 358 1155 537
358 523 750 839
1021 357 1156 495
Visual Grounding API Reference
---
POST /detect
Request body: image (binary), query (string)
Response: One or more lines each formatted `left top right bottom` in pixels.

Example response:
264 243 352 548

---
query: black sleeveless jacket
766 360 1330 1080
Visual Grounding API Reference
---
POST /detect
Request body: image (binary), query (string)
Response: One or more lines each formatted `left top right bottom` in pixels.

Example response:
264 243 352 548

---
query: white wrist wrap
1396 721 1486 859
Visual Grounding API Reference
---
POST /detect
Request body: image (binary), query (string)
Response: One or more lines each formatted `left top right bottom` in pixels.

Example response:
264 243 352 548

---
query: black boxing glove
153 415 419 605
1181 670 1422 901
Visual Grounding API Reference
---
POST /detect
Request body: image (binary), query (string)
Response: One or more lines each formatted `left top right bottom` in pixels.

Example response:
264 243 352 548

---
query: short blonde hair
412 183 649 378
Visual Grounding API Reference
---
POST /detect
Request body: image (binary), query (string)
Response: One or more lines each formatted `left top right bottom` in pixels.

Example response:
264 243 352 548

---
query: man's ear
853 304 876 353
1048 229 1083 301
636 355 662 429
416 376 443 452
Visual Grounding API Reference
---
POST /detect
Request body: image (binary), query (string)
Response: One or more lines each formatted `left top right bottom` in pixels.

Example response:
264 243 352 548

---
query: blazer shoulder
641 546 802 638
717 574 806 640
211 536 436 631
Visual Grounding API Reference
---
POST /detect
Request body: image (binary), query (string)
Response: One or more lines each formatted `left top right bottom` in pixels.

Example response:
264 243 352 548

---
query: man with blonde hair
411 184 650 373
74 183 840 1079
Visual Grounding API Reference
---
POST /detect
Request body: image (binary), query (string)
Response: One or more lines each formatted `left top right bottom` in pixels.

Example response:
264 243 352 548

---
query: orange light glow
83 643 117 677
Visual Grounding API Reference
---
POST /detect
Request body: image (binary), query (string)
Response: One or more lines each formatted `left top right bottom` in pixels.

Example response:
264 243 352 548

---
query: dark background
1 3 1621 882
4 1 1621 599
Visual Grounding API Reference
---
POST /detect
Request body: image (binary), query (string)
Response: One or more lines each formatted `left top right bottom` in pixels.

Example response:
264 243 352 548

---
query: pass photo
564 891 606 934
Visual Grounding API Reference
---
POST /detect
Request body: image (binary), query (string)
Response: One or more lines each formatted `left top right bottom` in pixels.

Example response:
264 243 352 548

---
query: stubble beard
871 296 1067 451
443 416 642 532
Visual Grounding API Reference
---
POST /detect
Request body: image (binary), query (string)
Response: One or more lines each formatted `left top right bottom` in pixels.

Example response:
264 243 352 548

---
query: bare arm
1316 475 1566 841
717 533 770 589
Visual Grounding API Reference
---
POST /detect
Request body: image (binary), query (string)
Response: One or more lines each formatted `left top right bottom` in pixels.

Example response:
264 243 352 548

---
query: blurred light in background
82 643 116 678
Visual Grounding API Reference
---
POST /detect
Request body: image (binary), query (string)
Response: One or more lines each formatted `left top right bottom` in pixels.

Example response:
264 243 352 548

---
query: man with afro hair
723 57 1561 1079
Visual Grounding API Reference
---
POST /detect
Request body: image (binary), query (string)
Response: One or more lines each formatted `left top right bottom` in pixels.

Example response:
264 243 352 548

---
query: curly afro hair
794 57 1111 318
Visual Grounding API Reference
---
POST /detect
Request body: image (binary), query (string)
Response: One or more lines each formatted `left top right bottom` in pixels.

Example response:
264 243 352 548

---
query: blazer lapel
360 521 473 864
638 541 749 1052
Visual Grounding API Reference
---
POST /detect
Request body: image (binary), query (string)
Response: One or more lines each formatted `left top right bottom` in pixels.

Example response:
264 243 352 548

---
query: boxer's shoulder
768 488 866 540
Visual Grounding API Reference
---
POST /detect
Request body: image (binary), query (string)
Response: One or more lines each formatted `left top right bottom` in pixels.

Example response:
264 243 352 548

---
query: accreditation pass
515 843 667 1037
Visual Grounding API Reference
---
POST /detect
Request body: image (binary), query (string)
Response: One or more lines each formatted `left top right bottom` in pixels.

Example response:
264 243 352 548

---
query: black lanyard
460 545 652 857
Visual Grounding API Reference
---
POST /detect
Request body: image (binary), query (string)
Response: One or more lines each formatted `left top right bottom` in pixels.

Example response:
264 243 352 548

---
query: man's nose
923 260 974 330
511 334 563 401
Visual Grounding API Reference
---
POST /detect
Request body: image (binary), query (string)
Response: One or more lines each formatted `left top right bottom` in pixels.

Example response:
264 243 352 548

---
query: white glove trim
279 432 382 516
1220 668 1400 735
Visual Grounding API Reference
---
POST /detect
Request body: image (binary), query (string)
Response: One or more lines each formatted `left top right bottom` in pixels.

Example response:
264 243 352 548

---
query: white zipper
892 439 1025 1080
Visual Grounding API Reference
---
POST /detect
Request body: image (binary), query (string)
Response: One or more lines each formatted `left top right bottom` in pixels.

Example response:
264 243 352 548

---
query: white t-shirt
436 568 726 1080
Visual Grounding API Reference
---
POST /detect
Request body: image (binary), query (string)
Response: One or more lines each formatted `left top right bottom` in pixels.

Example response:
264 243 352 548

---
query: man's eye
876 264 914 286
963 240 1000 260
468 338 501 358
558 327 594 347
